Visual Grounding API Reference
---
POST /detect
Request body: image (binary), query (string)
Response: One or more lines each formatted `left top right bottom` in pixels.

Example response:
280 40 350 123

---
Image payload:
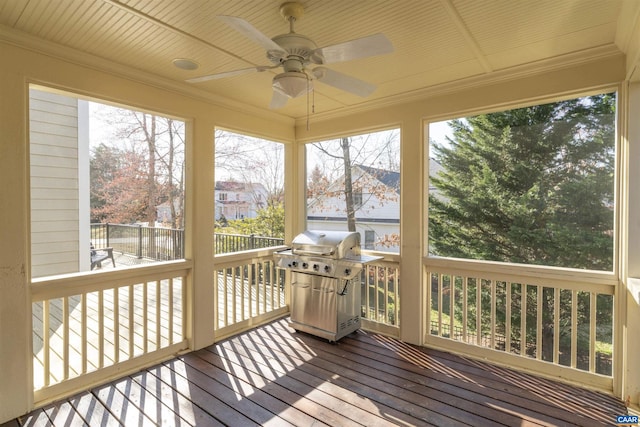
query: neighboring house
215 180 268 221
307 164 401 252
307 160 443 253
156 199 183 225
30 89 91 277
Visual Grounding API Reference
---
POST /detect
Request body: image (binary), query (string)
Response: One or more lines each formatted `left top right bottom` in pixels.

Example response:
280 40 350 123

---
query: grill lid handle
293 248 335 256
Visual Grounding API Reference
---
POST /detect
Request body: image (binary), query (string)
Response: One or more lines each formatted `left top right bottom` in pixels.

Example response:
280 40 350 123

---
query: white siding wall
307 168 401 252
30 89 80 278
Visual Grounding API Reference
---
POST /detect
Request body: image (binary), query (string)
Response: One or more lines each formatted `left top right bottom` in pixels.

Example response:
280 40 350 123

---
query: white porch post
188 119 216 350
399 116 425 345
0 49 32 422
623 81 640 407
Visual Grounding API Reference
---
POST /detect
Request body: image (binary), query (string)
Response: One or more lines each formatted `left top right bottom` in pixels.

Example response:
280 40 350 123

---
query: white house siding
306 219 400 253
30 89 81 278
215 182 268 220
307 167 400 252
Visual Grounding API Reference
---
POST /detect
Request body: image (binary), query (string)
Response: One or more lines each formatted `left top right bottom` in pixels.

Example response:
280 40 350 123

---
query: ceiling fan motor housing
268 33 319 66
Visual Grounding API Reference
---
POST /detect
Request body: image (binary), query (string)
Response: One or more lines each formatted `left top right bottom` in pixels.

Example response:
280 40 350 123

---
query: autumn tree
90 102 186 268
307 129 400 243
90 143 148 223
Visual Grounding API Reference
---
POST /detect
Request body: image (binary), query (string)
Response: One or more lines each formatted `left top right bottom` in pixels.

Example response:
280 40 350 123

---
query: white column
624 81 640 407
399 117 425 345
0 47 32 422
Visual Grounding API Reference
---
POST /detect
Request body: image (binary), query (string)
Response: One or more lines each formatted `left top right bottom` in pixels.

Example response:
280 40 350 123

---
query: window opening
306 128 400 253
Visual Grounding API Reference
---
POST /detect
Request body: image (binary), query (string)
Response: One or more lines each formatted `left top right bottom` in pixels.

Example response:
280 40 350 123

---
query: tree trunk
341 137 356 231
145 114 157 257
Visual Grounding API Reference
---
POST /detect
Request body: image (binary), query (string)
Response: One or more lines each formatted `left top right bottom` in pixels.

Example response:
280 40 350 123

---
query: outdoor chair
90 243 115 270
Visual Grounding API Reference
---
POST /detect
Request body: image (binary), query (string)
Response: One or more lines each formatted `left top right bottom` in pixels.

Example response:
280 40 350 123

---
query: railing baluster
571 290 578 368
365 267 372 320
213 270 219 328
462 277 468 343
168 278 174 345
536 285 543 360
181 275 187 339
98 290 104 369
589 292 597 373
449 275 455 339
247 263 253 318
155 280 161 350
506 282 511 353
476 278 481 347
437 273 443 336
113 289 119 364
81 293 87 373
553 287 560 365
43 300 50 387
231 268 237 324
374 266 381 322
383 266 390 324
142 282 148 354
62 296 69 381
490 280 496 350
128 285 134 358
521 284 527 357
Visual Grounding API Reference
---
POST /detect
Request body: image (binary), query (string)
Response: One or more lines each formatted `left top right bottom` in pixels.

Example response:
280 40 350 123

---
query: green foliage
217 202 285 239
429 93 615 271
429 94 616 369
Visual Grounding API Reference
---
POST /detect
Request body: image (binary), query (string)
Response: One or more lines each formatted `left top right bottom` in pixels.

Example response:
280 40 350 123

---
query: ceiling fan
187 1 394 109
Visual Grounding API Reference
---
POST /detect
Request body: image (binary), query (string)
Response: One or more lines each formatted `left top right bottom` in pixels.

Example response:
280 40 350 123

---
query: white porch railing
31 261 190 406
360 252 400 337
425 258 616 391
213 248 288 340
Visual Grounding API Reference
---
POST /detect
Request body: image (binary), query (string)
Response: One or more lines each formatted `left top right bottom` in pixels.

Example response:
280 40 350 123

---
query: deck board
16 318 628 426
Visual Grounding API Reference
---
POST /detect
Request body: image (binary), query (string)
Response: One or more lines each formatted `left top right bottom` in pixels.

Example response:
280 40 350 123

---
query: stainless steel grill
274 230 382 341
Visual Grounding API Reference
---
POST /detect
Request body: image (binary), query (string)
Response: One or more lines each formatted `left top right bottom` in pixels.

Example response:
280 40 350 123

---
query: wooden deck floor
9 318 628 427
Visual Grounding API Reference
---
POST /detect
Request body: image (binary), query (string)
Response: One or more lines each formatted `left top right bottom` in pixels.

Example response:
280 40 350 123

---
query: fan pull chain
306 75 311 130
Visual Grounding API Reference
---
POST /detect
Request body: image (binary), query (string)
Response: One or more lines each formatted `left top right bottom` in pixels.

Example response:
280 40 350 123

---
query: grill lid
291 230 360 259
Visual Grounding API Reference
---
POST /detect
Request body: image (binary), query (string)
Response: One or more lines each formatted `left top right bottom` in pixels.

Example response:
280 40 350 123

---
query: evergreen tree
428 93 616 364
429 93 615 270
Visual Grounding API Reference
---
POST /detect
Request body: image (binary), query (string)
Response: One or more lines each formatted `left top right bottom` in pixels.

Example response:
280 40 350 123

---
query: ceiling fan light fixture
272 72 312 98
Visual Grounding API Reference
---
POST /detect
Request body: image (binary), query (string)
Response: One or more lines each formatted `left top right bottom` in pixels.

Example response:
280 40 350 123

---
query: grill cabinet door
291 273 337 334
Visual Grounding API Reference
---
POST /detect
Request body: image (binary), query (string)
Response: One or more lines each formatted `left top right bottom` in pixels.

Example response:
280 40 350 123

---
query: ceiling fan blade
269 90 289 109
186 66 260 83
314 33 393 64
312 67 376 97
218 15 285 54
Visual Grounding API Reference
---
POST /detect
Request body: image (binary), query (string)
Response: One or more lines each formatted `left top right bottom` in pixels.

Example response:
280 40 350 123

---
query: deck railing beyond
90 223 285 260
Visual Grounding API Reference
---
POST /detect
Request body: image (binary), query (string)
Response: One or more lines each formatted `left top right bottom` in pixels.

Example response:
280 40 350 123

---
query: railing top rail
31 259 193 301
425 256 618 289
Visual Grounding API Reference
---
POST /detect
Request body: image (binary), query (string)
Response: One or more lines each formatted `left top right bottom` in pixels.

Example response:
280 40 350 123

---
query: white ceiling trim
298 44 624 126
0 24 293 126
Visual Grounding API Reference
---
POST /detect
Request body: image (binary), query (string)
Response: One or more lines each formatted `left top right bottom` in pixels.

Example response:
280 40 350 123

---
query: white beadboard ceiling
1 0 638 119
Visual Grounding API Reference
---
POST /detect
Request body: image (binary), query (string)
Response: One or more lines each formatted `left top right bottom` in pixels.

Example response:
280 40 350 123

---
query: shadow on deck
12 318 630 426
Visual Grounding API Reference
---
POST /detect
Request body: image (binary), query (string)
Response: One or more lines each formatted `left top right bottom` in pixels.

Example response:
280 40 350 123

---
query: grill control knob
344 268 351 276
292 261 298 268
324 265 331 273
313 264 319 271
302 262 308 269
